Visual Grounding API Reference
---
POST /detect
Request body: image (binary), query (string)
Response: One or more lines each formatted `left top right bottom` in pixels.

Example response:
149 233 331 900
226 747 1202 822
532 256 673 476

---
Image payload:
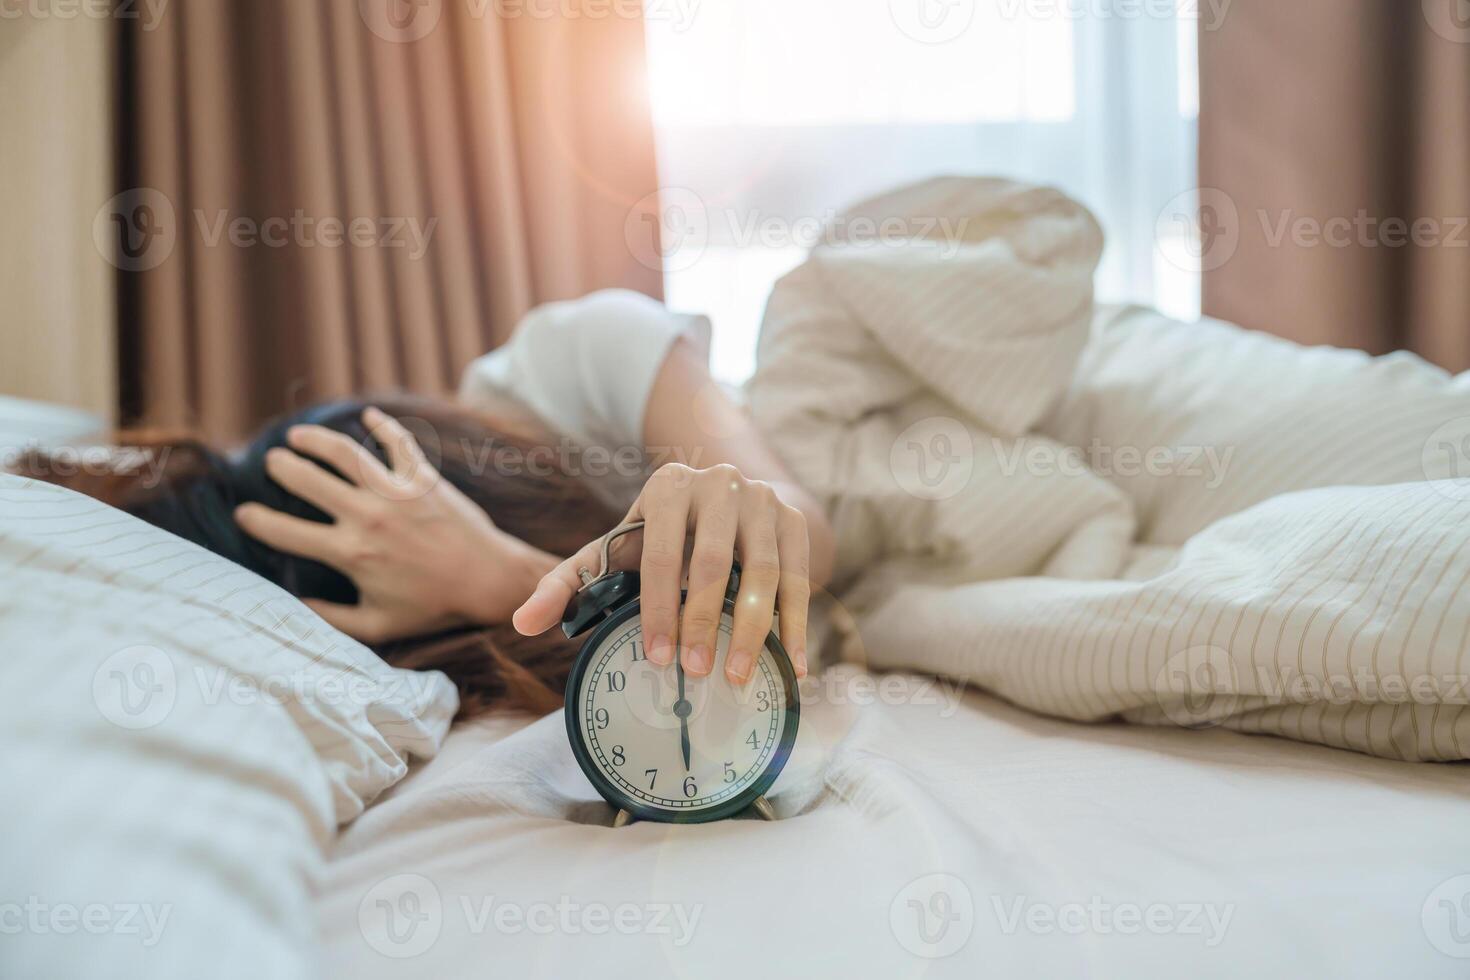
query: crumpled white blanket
748 177 1470 761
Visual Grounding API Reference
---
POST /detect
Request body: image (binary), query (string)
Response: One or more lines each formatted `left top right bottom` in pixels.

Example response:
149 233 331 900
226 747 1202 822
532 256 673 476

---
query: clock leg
612 808 635 828
751 796 777 822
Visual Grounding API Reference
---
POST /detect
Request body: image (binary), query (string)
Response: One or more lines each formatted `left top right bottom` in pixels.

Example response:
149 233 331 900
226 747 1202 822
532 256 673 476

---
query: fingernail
648 635 674 666
285 427 307 447
726 650 754 684
686 645 714 676
793 647 809 679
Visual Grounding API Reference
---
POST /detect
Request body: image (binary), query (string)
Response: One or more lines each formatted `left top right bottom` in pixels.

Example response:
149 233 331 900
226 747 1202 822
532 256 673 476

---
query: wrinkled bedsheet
317 676 1470 978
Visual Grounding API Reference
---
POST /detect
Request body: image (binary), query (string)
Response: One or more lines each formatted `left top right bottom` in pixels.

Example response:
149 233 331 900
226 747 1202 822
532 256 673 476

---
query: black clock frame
563 575 801 825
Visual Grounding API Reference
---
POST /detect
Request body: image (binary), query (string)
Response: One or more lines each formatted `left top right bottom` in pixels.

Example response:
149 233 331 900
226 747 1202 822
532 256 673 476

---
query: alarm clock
561 522 800 825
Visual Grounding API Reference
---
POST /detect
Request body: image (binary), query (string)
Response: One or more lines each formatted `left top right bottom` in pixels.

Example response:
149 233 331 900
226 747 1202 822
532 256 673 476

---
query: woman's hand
235 408 554 644
513 462 812 685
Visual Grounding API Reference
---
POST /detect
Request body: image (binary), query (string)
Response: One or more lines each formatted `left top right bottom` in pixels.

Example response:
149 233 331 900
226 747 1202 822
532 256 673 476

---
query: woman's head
14 396 619 718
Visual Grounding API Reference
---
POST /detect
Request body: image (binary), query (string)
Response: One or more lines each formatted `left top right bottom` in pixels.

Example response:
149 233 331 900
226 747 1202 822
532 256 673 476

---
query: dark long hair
14 396 620 718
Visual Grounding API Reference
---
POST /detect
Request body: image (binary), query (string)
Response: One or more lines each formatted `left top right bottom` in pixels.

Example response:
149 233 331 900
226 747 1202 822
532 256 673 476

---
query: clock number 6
683 775 698 798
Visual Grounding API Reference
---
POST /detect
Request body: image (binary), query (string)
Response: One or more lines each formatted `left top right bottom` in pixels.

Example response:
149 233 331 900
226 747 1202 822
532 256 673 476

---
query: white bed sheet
317 670 1470 978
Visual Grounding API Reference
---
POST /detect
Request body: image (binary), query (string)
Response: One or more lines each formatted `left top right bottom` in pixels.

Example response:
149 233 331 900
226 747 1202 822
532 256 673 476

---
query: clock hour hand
674 652 692 772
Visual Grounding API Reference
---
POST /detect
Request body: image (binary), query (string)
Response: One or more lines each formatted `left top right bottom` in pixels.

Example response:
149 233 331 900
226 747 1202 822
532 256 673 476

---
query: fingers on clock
512 551 583 635
679 492 738 678
726 486 782 685
634 476 689 667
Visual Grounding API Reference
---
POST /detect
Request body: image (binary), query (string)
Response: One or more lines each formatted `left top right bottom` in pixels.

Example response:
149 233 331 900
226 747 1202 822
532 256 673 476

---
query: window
644 0 1200 383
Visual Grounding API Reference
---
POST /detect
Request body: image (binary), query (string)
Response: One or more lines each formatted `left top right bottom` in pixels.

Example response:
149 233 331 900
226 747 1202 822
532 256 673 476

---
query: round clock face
567 600 799 822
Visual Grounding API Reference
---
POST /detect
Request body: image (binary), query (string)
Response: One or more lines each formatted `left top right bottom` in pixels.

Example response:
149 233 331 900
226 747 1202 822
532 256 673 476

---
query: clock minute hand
674 653 692 772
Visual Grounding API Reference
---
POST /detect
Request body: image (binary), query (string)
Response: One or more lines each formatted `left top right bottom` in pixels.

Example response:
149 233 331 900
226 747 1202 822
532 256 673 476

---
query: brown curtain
1199 0 1470 370
117 0 663 440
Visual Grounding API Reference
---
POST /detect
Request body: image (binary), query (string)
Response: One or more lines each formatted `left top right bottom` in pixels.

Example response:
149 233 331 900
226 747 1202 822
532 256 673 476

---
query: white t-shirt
458 289 712 509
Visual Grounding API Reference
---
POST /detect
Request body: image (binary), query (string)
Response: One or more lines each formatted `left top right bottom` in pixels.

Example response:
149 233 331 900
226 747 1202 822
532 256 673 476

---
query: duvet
748 177 1470 761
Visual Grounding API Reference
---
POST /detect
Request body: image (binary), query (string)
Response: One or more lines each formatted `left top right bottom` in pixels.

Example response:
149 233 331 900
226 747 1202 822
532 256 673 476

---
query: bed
317 673 1470 978
9 177 1470 979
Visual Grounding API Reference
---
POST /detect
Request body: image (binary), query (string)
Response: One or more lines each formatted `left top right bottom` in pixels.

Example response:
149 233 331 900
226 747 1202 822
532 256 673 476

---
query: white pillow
0 476 458 980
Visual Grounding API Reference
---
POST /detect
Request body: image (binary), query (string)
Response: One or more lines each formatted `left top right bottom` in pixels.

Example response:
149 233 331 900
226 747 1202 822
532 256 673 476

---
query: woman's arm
644 338 836 590
512 338 834 683
236 315 831 686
